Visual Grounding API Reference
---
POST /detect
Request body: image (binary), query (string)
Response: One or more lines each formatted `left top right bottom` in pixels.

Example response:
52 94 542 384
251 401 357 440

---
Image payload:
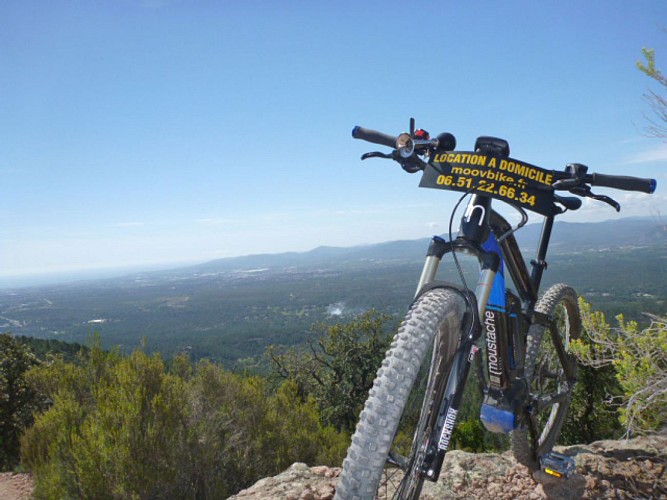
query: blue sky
2 0 666 283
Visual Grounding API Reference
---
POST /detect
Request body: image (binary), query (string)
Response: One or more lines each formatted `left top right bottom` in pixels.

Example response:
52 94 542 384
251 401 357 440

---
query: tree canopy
0 333 43 470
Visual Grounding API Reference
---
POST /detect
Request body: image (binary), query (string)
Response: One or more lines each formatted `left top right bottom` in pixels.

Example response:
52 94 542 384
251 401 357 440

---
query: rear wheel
335 289 465 500
511 284 581 469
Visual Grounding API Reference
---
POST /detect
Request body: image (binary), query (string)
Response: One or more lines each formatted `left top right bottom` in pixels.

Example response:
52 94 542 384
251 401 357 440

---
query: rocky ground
0 472 34 500
231 434 667 499
2 434 664 499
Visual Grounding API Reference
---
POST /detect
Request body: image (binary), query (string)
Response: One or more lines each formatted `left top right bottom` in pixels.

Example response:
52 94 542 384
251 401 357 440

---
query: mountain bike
334 119 657 500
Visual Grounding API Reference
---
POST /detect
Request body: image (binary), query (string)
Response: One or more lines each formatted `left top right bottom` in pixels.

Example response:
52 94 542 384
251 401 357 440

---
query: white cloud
557 189 663 222
625 144 667 164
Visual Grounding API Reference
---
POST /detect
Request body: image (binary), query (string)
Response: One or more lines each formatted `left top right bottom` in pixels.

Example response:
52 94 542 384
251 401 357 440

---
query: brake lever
552 178 581 190
590 193 621 212
361 150 425 173
361 151 393 160
570 186 621 212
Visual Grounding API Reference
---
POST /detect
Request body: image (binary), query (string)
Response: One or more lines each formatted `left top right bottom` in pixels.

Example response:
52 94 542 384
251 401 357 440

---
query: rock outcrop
230 434 666 499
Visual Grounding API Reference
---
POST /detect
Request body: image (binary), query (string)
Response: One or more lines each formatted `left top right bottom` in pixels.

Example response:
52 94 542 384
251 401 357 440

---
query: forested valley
2 218 665 371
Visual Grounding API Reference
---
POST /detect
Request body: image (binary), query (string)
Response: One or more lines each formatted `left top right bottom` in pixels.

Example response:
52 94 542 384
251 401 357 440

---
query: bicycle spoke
535 391 571 412
536 365 562 380
378 467 403 499
549 323 577 380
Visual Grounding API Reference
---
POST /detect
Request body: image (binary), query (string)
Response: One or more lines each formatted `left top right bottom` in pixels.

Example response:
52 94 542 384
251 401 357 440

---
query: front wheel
511 284 581 470
335 289 465 500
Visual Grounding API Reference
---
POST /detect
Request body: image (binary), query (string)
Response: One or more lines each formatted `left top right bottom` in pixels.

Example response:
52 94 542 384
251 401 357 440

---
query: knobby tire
335 289 465 500
511 283 581 469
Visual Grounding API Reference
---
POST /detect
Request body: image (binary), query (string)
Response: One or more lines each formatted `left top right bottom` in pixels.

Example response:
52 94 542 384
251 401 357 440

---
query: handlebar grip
352 126 397 148
590 173 657 194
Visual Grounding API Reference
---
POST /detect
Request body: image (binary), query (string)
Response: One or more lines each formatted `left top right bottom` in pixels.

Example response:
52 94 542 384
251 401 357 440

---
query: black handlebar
352 126 397 148
588 173 656 194
352 124 658 196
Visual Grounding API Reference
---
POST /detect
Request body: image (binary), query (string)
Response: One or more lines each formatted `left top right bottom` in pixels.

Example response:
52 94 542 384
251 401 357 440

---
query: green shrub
572 299 667 436
21 343 348 499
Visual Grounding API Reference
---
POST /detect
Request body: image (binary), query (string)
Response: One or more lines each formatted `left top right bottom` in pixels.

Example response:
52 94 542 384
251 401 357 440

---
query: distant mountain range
4 217 665 290
188 216 667 274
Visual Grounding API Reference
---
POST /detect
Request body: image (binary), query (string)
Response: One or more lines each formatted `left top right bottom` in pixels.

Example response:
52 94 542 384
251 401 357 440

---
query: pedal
539 451 575 479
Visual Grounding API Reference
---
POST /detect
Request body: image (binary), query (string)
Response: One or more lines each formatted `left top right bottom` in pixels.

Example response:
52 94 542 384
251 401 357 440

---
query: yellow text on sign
435 175 538 207
432 154 553 187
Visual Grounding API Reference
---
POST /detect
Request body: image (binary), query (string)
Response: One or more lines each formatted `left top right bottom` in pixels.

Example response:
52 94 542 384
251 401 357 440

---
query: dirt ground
0 472 33 500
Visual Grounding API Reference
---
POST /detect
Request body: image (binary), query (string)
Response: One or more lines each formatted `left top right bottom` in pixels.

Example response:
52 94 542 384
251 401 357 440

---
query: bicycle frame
338 123 657 499
412 193 557 481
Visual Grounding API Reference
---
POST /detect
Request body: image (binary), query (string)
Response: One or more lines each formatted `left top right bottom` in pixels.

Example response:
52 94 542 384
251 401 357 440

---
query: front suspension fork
415 236 498 319
414 236 499 481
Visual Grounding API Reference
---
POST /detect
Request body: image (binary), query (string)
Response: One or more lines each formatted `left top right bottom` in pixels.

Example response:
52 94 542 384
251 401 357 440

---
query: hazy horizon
2 214 663 289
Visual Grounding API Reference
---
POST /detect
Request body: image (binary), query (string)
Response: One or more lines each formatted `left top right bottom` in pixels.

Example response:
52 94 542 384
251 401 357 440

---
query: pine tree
0 333 43 470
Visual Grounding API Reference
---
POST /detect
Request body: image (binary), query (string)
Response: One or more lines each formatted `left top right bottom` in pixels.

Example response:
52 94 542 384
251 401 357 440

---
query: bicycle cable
448 187 528 331
448 185 480 339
